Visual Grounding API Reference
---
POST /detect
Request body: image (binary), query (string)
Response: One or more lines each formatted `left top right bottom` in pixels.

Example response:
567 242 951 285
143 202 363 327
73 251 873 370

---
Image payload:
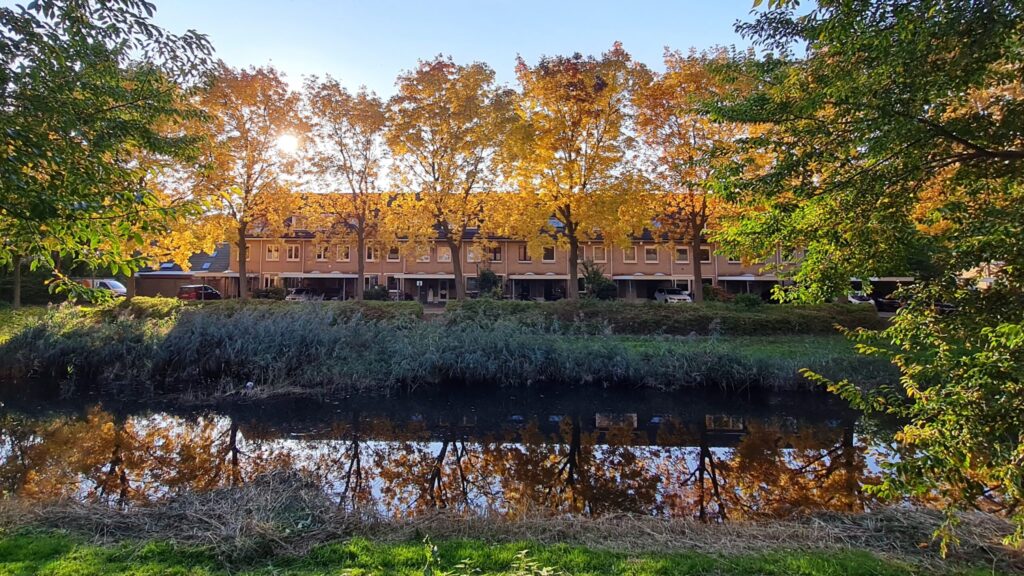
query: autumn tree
502 44 647 299
634 48 762 302
0 0 213 298
303 77 389 300
385 57 515 300
191 65 304 299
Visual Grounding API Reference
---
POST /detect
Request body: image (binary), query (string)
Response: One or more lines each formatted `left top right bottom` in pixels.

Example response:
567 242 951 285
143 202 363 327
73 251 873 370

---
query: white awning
718 275 779 281
395 273 456 279
135 271 193 277
278 272 358 279
509 274 569 280
611 274 691 281
194 271 257 278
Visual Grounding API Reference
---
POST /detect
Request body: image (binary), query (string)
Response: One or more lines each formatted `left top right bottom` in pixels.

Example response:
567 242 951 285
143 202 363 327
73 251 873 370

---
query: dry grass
0 472 1020 573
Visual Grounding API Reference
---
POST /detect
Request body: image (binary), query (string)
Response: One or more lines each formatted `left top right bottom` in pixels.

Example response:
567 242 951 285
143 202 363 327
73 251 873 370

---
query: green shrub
254 286 286 300
363 286 389 301
732 293 763 308
445 299 884 336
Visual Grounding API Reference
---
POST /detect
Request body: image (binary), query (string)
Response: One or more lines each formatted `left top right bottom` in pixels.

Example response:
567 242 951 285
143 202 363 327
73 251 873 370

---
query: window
578 278 587 294
542 246 556 262
387 247 400 262
644 247 659 264
623 246 637 263
727 256 742 264
266 245 280 261
315 245 329 261
517 244 531 262
366 246 377 262
416 251 430 263
263 275 276 289
386 275 399 291
576 246 586 262
467 247 479 263
675 247 689 263
437 246 451 262
364 274 379 289
675 279 691 293
489 246 502 262
336 245 350 262
286 244 301 261
699 247 712 263
465 276 480 293
592 245 606 263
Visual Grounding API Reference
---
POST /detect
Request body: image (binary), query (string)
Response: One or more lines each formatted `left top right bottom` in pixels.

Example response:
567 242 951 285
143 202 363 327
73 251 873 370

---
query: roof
137 243 232 275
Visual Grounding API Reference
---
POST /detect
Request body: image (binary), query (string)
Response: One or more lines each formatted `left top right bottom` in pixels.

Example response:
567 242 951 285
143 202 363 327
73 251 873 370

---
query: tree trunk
691 237 704 303
11 254 21 309
449 240 465 300
566 236 580 299
125 274 136 299
355 233 365 300
236 226 249 300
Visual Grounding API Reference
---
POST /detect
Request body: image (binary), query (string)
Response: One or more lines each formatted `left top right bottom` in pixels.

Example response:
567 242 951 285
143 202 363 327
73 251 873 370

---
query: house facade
218 233 784 303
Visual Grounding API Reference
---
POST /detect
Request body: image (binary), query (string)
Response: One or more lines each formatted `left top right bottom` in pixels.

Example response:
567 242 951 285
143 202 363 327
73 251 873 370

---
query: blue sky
146 0 766 95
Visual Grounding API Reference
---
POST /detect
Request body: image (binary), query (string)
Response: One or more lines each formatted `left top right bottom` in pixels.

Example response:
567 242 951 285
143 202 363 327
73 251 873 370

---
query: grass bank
0 474 1017 574
0 298 895 398
0 532 1008 576
0 305 46 345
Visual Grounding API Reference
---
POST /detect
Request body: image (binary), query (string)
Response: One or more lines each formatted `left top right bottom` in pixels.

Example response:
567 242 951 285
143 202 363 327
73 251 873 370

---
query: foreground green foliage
715 0 1024 544
0 532 1004 576
0 299 892 397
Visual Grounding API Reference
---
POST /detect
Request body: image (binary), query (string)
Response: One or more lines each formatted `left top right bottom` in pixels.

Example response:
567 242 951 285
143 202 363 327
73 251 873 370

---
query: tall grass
0 299 895 399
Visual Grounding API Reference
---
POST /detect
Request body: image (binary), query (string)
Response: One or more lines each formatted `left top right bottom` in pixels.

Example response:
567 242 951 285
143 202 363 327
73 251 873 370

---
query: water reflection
0 388 889 520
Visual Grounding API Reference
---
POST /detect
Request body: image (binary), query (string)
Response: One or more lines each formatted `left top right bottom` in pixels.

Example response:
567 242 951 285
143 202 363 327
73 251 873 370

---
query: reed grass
0 299 895 398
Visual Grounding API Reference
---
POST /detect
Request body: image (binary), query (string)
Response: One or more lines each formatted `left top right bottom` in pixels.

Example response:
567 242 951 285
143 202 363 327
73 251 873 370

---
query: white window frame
577 246 586 262
387 247 401 262
416 250 431 263
675 279 691 292
285 244 301 262
727 256 742 264
517 244 531 263
365 246 377 262
266 244 280 262
437 246 452 263
315 244 329 262
623 246 637 263
542 246 556 263
467 247 479 263
675 247 689 263
489 246 502 263
699 247 712 264
592 245 606 263
644 246 659 264
337 245 351 262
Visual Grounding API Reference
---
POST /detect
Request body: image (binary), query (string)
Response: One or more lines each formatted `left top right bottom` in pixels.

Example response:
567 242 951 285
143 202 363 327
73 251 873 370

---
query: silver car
654 288 693 303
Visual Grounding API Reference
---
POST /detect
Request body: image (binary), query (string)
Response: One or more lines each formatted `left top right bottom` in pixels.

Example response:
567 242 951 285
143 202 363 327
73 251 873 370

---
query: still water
0 385 896 520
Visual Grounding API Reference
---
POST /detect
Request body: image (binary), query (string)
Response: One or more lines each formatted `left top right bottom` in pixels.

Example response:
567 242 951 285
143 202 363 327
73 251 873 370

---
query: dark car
177 284 222 301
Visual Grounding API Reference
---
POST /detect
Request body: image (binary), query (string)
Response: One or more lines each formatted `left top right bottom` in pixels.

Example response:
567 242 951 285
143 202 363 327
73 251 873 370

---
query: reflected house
135 217 796 301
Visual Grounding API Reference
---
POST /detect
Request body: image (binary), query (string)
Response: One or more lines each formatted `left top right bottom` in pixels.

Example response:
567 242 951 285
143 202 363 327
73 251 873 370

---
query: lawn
0 306 47 345
0 533 1005 576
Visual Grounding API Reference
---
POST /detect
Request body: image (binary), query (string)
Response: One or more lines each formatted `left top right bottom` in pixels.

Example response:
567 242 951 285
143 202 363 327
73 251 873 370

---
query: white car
654 288 692 303
77 278 127 297
847 292 875 305
285 288 322 301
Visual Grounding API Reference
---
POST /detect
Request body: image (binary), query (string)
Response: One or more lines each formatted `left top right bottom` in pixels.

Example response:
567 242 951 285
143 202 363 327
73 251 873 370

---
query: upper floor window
592 245 607 263
644 247 659 264
489 246 502 262
337 245 351 262
437 246 452 262
675 247 689 263
286 244 301 261
467 247 479 263
387 247 401 262
542 246 556 262
366 246 377 262
727 256 742 264
266 245 280 261
517 244 531 262
416 250 431 263
622 246 637 263
699 247 712 263
315 245 329 261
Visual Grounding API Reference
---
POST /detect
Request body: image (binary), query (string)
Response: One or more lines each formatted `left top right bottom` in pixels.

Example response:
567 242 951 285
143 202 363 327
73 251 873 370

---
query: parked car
874 295 903 313
846 292 875 305
76 278 128 297
285 287 322 301
176 284 222 301
654 288 693 303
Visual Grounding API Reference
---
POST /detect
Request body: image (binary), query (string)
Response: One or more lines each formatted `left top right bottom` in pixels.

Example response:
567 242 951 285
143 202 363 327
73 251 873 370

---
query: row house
203 230 786 302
